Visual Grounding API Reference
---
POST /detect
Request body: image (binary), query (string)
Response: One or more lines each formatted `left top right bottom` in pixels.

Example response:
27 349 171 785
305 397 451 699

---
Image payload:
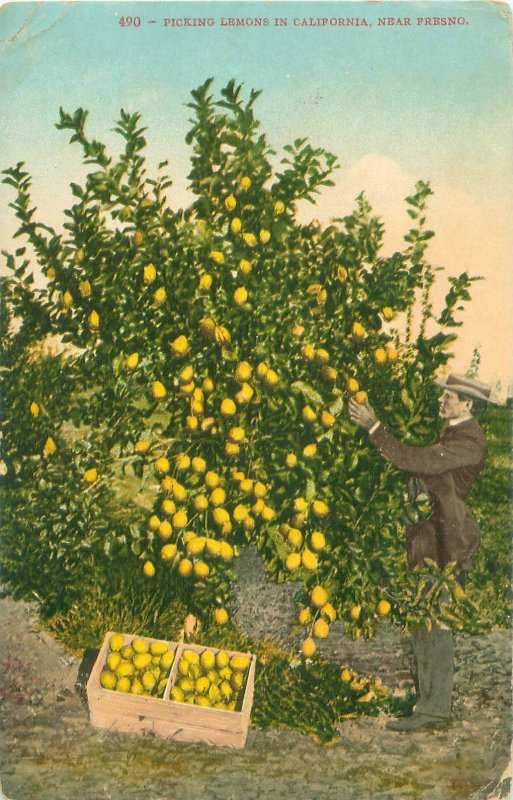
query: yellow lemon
62 290 73 308
143 560 156 577
234 287 248 305
302 638 316 658
386 347 398 363
173 481 188 503
240 478 254 496
301 547 319 570
172 509 188 528
219 541 234 562
341 668 353 682
243 515 255 532
202 377 214 394
194 494 209 512
377 599 391 617
253 481 267 499
100 670 117 690
301 344 316 362
293 497 308 513
252 498 265 515
302 405 317 423
43 436 57 455
47 266 57 280
240 176 251 190
239 258 252 274
30 401 40 417
311 586 329 608
175 453 190 471
263 369 279 388
191 456 206 474
231 217 242 233
187 536 206 557
161 543 178 561
242 232 257 247
205 538 221 557
310 531 326 551
151 381 167 400
220 398 236 417
214 608 229 626
347 377 359 394
235 361 252 383
374 347 387 365
322 603 337 622
134 440 151 454
148 514 161 531
213 507 230 528
199 273 213 290
153 287 166 306
350 605 361 621
286 553 301 572
125 352 139 371
337 265 348 282
233 504 250 523
210 487 226 507
303 443 317 458
178 558 193 577
205 471 220 489
84 467 97 484
193 560 210 579
158 520 173 540
259 228 271 243
224 194 237 211
352 321 366 339
155 456 170 474
209 250 225 265
109 634 124 652
382 307 394 321
274 200 285 214
298 607 311 625
312 499 329 517
171 335 189 357
134 231 144 246
314 348 330 365
236 382 254 405
286 453 298 468
256 362 268 379
321 410 335 428
312 618 330 639
287 528 303 549
186 415 199 431
143 264 157 284
355 390 368 405
228 426 245 444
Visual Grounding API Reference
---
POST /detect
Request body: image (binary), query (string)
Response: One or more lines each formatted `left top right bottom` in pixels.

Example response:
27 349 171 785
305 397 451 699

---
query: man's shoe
385 713 450 732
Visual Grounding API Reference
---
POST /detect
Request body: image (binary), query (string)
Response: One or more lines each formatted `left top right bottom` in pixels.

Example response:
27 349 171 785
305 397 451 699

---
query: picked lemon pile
170 648 250 711
99 634 175 697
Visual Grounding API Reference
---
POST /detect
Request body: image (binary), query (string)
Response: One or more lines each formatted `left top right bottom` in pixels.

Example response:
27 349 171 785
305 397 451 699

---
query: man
349 373 491 731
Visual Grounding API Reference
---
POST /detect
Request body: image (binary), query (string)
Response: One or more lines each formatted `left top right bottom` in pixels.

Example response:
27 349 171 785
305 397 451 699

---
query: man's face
438 389 471 420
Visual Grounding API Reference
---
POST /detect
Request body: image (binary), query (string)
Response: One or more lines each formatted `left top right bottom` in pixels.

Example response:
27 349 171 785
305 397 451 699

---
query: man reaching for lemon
349 373 491 731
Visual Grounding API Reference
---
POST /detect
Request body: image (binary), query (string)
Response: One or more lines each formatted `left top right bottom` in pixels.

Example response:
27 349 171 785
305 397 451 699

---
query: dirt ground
0 550 511 800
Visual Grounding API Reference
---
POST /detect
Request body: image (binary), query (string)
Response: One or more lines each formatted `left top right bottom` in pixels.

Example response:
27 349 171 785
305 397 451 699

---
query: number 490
119 16 141 27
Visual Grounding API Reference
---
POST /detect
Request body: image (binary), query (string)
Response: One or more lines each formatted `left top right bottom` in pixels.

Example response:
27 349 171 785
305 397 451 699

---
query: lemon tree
1 79 480 649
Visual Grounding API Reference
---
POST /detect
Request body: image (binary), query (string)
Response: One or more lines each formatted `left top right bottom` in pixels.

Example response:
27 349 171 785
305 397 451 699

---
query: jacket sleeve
369 423 485 476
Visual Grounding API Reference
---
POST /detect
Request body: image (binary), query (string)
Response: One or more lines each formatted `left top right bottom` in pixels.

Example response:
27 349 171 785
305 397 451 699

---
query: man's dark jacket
369 417 487 573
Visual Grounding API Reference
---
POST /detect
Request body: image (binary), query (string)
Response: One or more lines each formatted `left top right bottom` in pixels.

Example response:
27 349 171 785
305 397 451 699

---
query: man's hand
349 398 378 430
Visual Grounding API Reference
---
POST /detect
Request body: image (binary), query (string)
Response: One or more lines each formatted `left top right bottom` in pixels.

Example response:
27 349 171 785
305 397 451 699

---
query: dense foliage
1 80 499 673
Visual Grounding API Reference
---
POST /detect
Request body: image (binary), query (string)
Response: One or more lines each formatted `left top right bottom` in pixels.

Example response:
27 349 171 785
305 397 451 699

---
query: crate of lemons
88 631 257 746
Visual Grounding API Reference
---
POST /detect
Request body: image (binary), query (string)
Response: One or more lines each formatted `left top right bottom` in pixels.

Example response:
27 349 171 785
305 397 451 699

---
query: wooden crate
86 632 256 749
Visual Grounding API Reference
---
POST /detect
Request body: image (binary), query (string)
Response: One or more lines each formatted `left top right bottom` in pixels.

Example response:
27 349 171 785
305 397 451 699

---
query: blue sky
1 1 512 389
